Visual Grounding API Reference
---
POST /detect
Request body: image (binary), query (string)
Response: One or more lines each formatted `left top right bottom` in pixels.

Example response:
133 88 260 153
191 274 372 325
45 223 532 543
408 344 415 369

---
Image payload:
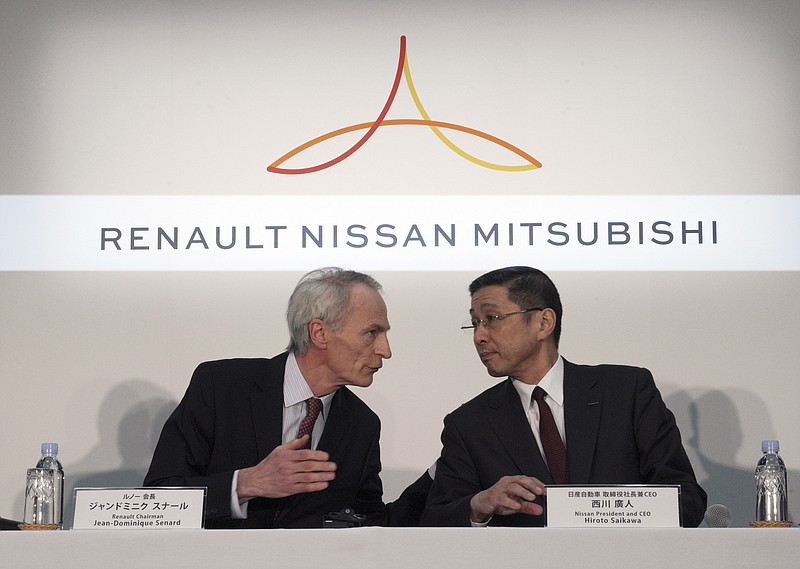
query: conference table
1 527 797 568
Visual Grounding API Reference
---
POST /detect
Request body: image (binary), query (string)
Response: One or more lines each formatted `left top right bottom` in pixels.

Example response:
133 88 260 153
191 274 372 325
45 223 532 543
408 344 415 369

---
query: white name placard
546 485 680 528
72 487 206 530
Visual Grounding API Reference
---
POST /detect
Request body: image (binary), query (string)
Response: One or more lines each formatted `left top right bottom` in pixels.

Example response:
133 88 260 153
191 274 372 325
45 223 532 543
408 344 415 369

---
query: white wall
1 0 798 528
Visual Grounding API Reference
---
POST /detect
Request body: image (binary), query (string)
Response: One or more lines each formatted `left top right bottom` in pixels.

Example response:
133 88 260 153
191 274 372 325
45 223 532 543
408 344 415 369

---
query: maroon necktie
297 397 323 449
533 386 569 485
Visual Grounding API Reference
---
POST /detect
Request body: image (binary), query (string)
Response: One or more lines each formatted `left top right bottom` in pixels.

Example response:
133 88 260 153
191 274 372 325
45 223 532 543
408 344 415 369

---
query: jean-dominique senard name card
72 487 206 529
546 485 681 528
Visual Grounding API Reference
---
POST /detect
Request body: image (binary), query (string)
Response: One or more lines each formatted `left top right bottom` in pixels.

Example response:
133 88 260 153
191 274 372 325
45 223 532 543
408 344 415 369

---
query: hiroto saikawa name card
546 485 680 528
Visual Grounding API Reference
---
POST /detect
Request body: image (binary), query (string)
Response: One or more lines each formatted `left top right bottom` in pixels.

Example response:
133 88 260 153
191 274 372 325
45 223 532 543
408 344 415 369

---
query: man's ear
537 308 557 342
308 319 328 350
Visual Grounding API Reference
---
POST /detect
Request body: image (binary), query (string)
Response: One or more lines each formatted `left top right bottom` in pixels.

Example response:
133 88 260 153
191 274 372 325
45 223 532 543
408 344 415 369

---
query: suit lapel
251 353 287 459
488 379 553 483
563 359 602 484
317 387 350 456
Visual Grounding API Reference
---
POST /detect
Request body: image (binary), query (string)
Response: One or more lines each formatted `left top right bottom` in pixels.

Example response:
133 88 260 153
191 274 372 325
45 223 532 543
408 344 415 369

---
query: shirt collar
284 351 334 417
512 355 565 408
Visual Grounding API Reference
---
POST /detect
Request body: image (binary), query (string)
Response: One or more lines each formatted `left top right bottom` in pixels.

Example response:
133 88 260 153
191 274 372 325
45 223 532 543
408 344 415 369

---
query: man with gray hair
145 267 396 528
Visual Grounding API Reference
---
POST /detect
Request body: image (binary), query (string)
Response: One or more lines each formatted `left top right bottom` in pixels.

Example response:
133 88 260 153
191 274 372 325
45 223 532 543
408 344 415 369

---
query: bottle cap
40 442 59 455
761 439 779 453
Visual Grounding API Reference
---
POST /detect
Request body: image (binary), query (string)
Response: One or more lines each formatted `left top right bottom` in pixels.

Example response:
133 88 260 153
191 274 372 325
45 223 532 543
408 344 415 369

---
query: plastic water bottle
755 439 788 522
35 443 65 528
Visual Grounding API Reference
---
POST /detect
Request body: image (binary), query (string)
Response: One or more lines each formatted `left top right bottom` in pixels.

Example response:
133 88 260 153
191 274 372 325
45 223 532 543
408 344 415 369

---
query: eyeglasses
461 307 546 334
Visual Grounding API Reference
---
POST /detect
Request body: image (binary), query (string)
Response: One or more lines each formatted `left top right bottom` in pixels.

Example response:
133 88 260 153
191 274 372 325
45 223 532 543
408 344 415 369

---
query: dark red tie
297 397 323 449
533 386 569 485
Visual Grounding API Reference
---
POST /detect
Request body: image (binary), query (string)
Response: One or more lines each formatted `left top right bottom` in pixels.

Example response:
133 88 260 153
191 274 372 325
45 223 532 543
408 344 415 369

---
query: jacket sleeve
386 470 434 527
143 362 236 521
632 368 708 527
421 412 481 526
354 420 389 526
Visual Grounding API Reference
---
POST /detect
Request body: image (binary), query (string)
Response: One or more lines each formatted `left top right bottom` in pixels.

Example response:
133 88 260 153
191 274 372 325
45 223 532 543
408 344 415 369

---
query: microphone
704 504 732 528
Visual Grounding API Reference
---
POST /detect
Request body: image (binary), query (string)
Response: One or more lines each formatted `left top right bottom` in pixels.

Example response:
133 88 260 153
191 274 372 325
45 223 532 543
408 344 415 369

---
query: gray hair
286 267 383 355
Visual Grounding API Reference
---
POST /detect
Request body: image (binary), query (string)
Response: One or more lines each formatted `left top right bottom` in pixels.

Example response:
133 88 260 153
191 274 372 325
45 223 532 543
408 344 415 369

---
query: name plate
72 487 206 530
546 485 680 528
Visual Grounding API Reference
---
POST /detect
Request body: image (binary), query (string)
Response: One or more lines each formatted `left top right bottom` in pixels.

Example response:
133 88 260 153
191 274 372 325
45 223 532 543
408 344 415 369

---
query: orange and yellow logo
268 36 541 175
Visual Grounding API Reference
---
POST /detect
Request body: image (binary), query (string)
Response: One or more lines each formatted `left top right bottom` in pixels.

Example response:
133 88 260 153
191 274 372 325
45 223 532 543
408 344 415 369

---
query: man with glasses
421 266 706 527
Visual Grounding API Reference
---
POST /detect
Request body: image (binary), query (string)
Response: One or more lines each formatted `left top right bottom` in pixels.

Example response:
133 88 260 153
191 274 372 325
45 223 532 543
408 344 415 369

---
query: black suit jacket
422 359 707 527
144 353 386 528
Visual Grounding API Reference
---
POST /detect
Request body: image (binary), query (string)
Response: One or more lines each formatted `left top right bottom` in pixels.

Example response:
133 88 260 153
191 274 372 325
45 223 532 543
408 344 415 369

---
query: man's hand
236 436 337 501
469 475 546 523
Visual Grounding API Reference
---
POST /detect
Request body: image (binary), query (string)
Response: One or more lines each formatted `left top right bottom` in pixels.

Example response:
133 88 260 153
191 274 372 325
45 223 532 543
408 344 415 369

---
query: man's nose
473 322 490 344
376 334 392 359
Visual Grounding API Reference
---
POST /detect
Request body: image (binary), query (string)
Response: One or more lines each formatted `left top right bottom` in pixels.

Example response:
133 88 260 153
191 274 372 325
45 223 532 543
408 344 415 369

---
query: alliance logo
268 36 541 175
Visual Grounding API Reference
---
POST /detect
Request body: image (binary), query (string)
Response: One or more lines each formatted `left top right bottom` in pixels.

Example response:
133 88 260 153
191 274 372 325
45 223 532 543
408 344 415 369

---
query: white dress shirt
511 355 567 467
230 352 334 519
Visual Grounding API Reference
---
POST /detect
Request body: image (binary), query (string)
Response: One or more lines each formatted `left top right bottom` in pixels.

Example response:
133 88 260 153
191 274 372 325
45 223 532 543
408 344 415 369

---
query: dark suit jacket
422 359 707 527
143 354 386 528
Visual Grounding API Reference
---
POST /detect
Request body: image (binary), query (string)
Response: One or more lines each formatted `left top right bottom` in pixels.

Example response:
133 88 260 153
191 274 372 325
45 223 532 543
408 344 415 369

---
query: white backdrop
1 0 798 528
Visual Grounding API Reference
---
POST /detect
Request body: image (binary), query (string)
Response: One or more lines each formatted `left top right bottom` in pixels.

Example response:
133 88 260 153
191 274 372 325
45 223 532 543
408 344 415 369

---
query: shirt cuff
230 470 249 519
